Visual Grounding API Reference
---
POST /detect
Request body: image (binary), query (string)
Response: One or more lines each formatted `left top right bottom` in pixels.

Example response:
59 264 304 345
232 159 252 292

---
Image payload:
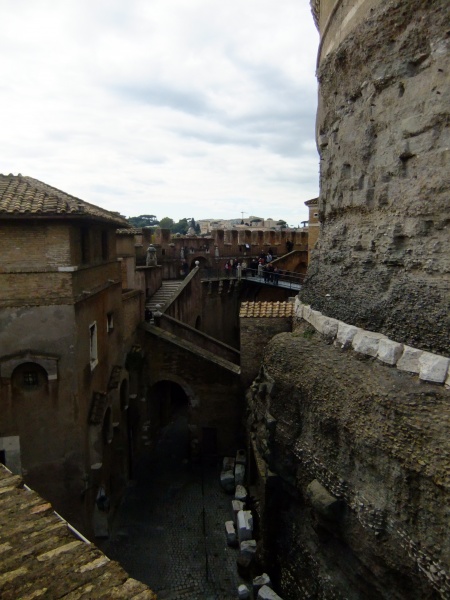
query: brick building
0 174 144 536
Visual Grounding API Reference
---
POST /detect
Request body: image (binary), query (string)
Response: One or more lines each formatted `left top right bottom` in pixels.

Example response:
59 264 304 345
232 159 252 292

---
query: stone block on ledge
419 352 450 384
377 339 404 365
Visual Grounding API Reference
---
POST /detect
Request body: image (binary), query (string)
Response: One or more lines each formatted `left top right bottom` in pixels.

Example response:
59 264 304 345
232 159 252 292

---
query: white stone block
307 309 322 330
225 520 237 546
445 370 450 389
257 585 283 600
236 449 247 465
253 573 272 594
240 539 257 557
237 509 253 543
235 463 245 486
220 470 235 493
377 339 404 365
235 484 248 502
232 499 245 523
223 456 235 471
302 305 312 322
352 330 386 357
397 345 423 374
419 352 450 384
238 584 250 599
336 322 360 349
315 315 339 340
294 299 304 318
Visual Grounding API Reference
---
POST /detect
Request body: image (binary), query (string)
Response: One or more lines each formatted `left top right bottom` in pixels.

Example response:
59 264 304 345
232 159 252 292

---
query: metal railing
199 267 304 290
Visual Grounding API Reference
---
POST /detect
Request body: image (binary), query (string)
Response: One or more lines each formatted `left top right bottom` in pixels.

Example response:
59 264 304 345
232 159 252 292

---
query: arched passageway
146 380 191 467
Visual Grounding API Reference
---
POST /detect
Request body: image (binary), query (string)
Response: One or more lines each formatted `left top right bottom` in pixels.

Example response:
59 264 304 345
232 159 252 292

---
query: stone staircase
146 280 183 321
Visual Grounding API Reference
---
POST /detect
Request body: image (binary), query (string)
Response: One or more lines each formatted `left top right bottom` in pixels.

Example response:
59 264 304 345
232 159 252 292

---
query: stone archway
190 255 210 270
147 380 194 464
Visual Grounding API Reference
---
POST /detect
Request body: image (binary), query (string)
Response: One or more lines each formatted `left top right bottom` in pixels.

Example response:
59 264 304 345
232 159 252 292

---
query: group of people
223 250 282 284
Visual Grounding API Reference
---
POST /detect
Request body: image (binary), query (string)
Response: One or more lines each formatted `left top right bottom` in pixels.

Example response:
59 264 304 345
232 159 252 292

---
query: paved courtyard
100 414 249 599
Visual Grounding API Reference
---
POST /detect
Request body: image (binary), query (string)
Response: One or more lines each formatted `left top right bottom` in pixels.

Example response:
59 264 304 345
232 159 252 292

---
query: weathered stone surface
232 499 245 524
247 331 450 600
257 585 283 600
238 583 250 599
240 539 257 557
299 0 450 357
223 456 235 471
225 520 237 546
306 479 343 521
235 485 248 502
352 330 386 357
418 352 450 384
335 322 360 349
220 470 235 493
397 345 423 374
315 314 339 341
253 573 272 595
237 509 253 543
377 339 404 366
236 449 247 465
235 463 245 486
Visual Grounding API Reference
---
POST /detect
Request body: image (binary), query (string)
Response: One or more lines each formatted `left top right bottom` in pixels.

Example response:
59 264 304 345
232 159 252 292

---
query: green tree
127 214 159 228
159 217 174 230
173 218 189 234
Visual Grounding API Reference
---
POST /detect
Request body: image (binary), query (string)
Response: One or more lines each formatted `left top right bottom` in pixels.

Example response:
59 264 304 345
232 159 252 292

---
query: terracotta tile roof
117 227 142 235
0 465 156 599
0 174 129 227
239 301 294 318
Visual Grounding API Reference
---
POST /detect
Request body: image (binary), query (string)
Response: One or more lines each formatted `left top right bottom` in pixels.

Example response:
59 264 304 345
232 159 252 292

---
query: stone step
145 280 183 322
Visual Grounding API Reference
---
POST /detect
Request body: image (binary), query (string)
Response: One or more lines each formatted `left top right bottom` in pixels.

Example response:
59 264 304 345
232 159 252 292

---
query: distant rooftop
0 174 129 227
0 465 156 599
239 301 294 318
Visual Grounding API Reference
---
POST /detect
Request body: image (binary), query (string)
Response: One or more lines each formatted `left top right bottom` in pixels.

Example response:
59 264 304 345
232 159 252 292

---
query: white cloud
0 0 319 225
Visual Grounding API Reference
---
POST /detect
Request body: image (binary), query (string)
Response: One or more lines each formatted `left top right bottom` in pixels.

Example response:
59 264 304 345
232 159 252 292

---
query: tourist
273 267 280 285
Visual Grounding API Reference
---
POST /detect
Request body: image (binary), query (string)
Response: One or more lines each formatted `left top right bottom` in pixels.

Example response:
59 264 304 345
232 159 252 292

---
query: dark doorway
148 381 190 462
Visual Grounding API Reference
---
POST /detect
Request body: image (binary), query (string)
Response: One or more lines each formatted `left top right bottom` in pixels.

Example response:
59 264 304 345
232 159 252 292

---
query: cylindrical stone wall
302 0 450 355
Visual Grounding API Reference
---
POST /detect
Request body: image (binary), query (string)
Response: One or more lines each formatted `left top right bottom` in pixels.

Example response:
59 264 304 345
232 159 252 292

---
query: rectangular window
89 322 98 370
107 312 114 333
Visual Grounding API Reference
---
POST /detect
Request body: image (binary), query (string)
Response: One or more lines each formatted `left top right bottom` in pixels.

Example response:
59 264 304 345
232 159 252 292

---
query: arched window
12 362 48 391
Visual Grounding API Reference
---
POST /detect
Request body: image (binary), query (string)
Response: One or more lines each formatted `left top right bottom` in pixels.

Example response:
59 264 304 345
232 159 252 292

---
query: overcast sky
1 1 320 226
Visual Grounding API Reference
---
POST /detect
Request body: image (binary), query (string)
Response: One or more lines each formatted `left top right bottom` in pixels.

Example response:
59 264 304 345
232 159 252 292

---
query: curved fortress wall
303 0 450 355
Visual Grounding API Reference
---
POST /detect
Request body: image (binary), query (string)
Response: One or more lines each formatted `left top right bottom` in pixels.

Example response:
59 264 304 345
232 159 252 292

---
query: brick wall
0 221 72 268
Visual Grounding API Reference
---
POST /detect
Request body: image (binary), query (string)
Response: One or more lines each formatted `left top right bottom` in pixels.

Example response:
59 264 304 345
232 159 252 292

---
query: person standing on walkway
257 258 264 278
273 266 280 285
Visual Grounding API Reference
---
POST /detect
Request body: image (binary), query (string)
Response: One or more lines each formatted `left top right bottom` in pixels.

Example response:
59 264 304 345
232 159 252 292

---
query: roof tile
0 174 129 227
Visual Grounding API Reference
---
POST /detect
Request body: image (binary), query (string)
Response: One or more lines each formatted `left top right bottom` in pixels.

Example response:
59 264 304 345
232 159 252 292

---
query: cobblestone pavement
100 415 249 599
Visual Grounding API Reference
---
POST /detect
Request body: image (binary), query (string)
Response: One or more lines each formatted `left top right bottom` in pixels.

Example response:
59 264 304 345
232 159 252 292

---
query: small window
314 213 318 218
23 371 39 386
107 312 114 333
89 322 98 370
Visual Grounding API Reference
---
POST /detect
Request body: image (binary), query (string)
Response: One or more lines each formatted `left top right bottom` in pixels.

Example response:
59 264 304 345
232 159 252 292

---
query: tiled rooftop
239 301 294 318
116 227 142 235
0 174 129 227
0 465 156 599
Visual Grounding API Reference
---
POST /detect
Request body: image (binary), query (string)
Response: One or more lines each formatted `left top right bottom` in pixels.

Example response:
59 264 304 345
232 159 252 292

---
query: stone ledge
294 298 450 386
